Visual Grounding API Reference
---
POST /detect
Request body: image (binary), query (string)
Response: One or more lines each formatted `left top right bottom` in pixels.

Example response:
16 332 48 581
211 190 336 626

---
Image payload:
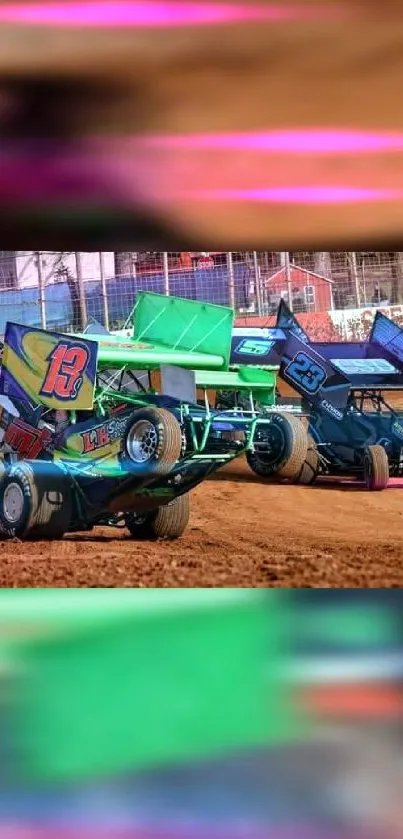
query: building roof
264 263 334 287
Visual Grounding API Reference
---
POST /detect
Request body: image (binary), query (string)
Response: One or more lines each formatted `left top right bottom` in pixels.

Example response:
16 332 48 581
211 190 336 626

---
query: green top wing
76 292 234 371
0 589 299 784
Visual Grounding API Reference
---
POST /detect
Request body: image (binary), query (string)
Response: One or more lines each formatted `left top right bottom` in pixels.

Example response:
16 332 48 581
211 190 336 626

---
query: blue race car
275 301 403 490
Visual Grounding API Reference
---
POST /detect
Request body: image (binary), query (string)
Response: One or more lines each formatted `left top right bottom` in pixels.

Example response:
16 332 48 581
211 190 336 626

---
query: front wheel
246 412 308 480
363 445 389 491
0 462 72 539
125 493 191 540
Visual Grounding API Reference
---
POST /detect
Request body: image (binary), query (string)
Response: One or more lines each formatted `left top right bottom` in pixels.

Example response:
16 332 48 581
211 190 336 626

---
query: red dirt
1 457 402 588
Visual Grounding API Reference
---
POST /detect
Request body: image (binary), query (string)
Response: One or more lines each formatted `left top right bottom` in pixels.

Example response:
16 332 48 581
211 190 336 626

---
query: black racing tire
246 412 308 480
293 434 320 485
0 453 5 486
0 462 72 540
125 493 191 540
363 445 389 491
123 407 183 477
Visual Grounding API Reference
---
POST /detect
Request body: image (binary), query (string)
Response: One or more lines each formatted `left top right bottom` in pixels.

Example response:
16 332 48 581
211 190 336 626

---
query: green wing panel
133 293 234 370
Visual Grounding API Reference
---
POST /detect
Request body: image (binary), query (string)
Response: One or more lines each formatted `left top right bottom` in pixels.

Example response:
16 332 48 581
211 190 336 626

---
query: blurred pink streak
0 2 349 27
186 187 402 203
145 130 403 154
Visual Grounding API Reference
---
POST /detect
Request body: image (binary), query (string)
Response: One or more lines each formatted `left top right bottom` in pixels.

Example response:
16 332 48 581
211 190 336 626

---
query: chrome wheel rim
3 482 24 523
126 420 158 463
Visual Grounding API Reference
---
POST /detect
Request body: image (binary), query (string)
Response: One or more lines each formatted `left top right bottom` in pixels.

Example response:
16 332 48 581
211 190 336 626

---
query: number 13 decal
284 351 327 394
40 342 90 401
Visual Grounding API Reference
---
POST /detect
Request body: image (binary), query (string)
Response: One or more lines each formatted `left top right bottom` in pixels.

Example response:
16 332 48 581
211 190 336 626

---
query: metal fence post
227 252 236 310
99 252 110 331
348 251 361 309
283 251 293 311
253 252 263 316
75 252 87 329
163 252 170 295
35 251 46 329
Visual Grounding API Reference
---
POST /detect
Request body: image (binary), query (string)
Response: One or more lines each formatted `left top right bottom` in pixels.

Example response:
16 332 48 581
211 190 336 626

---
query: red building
264 264 334 313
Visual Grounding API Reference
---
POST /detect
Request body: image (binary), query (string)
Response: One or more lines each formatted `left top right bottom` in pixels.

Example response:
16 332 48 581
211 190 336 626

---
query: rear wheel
293 435 320 485
363 445 389 491
123 407 183 476
125 493 190 540
0 462 72 539
246 412 308 480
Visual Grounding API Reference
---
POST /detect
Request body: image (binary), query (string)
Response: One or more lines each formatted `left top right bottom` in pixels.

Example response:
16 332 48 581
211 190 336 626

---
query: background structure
1 251 403 337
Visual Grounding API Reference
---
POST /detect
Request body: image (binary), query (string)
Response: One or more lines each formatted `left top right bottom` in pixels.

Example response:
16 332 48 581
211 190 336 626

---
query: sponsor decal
320 399 344 421
284 351 327 395
331 358 398 376
4 418 53 458
100 341 152 350
234 338 275 357
80 415 130 454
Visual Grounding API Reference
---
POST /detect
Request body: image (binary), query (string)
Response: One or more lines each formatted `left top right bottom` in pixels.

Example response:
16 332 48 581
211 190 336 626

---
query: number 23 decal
40 342 90 401
284 351 327 394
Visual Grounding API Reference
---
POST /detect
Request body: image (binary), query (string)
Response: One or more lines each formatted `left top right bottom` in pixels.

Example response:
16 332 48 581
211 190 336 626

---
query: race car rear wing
81 293 234 372
278 302 403 392
368 310 403 369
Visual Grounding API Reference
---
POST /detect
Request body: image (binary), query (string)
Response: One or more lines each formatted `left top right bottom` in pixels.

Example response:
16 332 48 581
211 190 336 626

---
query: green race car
0 292 308 541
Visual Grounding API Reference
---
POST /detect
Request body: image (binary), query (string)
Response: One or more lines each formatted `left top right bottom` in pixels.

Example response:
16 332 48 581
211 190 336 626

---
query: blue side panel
280 334 350 420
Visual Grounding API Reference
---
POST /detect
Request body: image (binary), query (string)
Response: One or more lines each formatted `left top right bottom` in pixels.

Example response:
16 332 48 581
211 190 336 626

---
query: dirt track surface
0 457 402 588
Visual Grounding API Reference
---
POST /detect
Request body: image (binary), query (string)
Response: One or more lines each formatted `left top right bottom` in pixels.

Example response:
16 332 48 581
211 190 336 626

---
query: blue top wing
278 307 403 389
321 311 403 387
369 310 403 369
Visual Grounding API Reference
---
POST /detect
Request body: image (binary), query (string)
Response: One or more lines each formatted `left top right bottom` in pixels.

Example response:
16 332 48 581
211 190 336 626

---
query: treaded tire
123 407 183 477
246 412 308 480
126 493 190 540
363 445 389 491
293 434 320 485
0 453 5 485
0 461 72 539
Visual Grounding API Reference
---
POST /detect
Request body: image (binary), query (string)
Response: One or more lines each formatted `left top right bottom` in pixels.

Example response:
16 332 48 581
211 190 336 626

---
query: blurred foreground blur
0 589 401 838
2 2 403 247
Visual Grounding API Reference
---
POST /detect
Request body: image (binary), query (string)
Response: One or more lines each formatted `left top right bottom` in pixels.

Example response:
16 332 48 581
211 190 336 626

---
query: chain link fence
0 251 403 335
